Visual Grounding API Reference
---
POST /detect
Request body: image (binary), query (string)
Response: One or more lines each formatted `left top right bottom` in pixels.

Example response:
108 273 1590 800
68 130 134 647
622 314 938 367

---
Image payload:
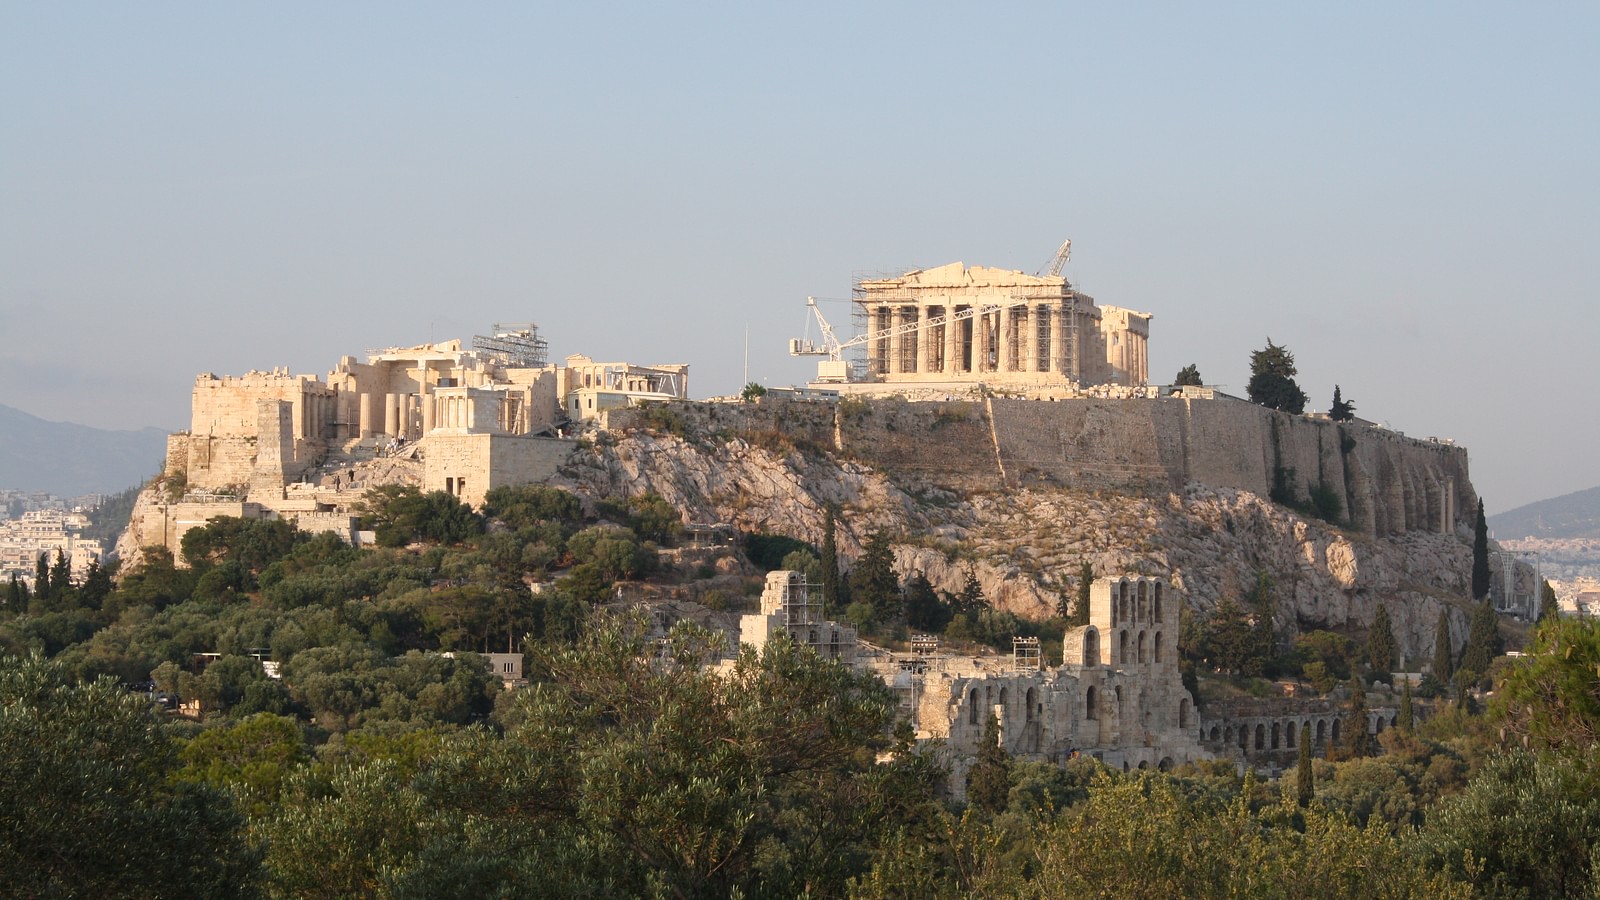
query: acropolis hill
119 321 1504 657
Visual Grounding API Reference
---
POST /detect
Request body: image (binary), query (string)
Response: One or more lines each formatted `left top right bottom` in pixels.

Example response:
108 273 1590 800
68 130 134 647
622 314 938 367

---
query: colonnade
865 302 1082 380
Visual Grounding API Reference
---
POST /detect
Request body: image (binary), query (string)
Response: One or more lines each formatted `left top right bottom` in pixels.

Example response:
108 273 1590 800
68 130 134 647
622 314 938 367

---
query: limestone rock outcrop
556 398 1482 666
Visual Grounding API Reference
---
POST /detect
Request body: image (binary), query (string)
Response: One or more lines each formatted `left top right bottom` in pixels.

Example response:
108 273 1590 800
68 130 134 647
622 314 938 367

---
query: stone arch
1254 724 1265 751
1026 686 1038 722
1390 715 1398 729
1271 722 1280 750
1137 760 1149 770
968 690 980 726
1238 727 1248 750
1154 632 1164 664
1158 756 1175 772
1154 583 1164 623
1331 719 1342 744
1179 697 1192 729
1373 715 1384 734
1137 631 1148 664
1137 581 1148 622
1085 686 1098 720
1119 630 1129 664
1210 725 1221 742
1286 721 1297 748
1083 628 1100 666
998 687 1008 710
1316 719 1327 746
1223 725 1232 744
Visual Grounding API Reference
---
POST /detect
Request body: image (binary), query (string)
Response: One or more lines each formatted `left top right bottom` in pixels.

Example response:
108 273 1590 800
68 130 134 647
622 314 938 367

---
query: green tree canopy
0 654 261 895
1174 363 1203 386
1329 385 1356 421
1246 339 1308 413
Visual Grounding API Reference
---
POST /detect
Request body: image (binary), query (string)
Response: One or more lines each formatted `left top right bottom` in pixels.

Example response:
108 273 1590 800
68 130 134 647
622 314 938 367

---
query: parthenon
854 262 1151 388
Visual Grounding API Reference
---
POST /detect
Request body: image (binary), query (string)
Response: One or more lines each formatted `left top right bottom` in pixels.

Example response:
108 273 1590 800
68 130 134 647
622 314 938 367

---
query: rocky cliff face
557 397 1482 665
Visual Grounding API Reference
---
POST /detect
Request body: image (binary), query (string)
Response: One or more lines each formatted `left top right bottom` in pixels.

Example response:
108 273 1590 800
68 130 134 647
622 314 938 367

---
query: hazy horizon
4 3 1596 512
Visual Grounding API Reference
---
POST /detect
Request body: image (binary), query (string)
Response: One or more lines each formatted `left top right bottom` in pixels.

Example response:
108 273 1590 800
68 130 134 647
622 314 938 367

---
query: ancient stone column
384 393 399 437
1050 304 1065 377
865 306 884 376
421 387 434 435
999 307 1014 372
973 313 987 373
1025 307 1039 373
945 307 960 375
887 308 903 376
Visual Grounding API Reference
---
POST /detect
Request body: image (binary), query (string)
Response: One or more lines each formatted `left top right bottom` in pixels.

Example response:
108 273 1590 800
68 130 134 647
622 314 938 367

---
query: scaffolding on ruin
471 323 549 368
1012 636 1042 672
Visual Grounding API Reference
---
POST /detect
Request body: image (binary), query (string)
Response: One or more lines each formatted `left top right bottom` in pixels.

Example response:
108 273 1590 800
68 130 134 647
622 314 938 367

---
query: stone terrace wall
986 396 1475 536
602 395 1474 538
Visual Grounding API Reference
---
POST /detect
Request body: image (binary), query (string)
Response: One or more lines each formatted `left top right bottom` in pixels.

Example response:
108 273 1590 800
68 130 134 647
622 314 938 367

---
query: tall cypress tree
1296 733 1314 807
966 714 1013 815
1460 598 1502 677
34 553 50 601
1471 498 1491 601
1398 678 1414 733
1074 560 1094 627
1432 610 1454 683
1367 604 1396 679
1539 580 1558 622
5 574 26 609
1344 676 1371 758
820 507 842 611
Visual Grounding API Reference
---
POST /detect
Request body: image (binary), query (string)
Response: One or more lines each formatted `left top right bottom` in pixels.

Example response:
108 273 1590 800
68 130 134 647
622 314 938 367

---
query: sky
2 2 1596 513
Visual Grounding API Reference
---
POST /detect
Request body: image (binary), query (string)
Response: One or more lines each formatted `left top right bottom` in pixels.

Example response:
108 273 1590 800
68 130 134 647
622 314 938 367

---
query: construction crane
1039 238 1072 279
789 295 1034 383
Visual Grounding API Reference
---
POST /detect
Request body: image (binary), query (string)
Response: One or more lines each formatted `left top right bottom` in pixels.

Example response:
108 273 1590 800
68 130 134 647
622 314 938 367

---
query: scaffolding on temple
471 323 549 367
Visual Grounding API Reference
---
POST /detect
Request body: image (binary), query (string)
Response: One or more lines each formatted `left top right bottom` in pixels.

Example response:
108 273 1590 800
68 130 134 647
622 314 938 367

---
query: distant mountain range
0 403 168 496
1489 485 1600 541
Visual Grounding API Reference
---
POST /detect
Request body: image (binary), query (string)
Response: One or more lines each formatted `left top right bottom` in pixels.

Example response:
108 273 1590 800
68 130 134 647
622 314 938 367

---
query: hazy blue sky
2 3 1595 513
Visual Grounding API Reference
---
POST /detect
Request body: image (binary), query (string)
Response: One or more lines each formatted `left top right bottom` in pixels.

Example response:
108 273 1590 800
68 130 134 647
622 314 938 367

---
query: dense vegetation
2 482 1597 897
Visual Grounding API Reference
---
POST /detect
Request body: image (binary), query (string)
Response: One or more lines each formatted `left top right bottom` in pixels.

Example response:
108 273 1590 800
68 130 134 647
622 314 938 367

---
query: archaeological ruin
122 324 686 559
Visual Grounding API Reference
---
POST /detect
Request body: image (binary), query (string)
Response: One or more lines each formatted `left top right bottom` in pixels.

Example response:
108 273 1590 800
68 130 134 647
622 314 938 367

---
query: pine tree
1247 339 1308 414
1367 604 1396 679
48 549 72 600
1296 734 1314 807
955 567 986 616
1398 678 1414 733
1432 610 1454 683
1073 560 1094 627
1174 364 1203 387
1471 498 1491 601
848 529 900 623
1329 385 1355 421
820 507 843 611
